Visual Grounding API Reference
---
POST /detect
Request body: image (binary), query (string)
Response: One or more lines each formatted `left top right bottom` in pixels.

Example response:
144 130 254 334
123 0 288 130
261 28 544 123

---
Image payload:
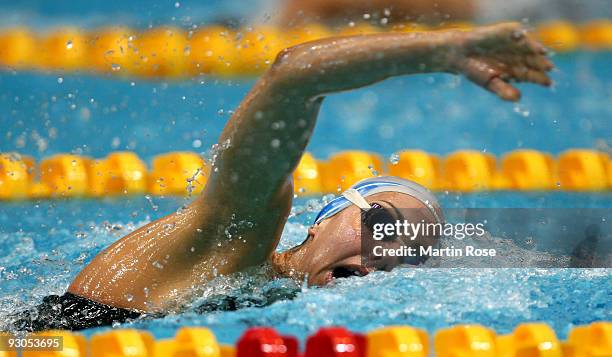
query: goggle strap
341 188 371 211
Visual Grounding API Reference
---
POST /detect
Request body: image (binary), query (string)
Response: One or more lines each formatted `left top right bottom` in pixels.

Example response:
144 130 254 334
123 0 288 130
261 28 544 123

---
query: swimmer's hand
449 22 554 101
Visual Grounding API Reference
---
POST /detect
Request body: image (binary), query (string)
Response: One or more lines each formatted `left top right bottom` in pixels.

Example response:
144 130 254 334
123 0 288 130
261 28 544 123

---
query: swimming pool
1 45 610 344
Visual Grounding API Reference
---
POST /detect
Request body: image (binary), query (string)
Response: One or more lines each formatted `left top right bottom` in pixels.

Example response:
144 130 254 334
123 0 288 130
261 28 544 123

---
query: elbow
268 45 302 77
272 46 296 68
265 44 318 98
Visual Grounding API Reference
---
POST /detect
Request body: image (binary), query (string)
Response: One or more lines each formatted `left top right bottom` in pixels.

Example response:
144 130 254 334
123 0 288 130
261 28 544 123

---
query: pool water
2 53 611 158
1 52 611 342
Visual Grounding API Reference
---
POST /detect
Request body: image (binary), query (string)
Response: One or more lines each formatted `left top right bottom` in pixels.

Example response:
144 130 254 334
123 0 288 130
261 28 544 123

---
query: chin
307 270 331 286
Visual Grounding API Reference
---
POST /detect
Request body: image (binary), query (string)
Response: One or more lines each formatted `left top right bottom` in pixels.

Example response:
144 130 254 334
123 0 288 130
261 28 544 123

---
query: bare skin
279 0 477 27
68 23 553 312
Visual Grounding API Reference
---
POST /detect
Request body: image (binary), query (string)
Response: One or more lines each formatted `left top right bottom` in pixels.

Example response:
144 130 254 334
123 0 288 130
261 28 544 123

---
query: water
0 35 611 342
2 53 611 159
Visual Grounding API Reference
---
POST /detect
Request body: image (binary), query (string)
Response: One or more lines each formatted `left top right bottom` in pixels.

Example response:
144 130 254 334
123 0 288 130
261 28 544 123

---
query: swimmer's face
291 192 438 286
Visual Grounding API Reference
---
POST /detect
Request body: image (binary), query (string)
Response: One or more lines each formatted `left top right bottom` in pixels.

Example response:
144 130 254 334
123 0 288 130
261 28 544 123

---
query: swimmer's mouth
330 265 370 280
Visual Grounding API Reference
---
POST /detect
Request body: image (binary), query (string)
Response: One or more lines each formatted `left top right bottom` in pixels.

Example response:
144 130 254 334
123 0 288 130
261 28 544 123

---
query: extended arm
205 22 552 210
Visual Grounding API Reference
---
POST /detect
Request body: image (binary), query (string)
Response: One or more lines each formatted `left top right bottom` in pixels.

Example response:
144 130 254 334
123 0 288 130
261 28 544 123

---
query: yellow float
387 150 440 189
435 325 496 357
88 152 148 196
90 329 154 357
581 19 612 50
87 27 137 74
153 328 220 357
0 153 30 199
338 23 381 36
557 149 608 190
496 323 562 357
149 152 207 196
501 150 555 190
131 26 189 78
40 154 89 197
234 26 286 75
285 24 333 47
367 326 428 357
39 28 87 71
565 322 612 356
0 27 37 69
536 21 580 52
188 26 239 76
293 152 323 195
320 151 383 192
442 150 496 191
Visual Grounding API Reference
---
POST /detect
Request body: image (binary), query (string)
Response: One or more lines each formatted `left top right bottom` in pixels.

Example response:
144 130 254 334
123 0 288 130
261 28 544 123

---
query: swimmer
12 22 553 331
279 0 477 27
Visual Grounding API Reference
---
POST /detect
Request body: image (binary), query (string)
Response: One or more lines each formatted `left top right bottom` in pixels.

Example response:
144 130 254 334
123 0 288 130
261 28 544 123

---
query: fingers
508 64 552 86
527 38 548 55
461 23 555 99
487 77 521 101
526 54 554 72
463 57 502 86
469 23 553 65
525 69 552 86
462 57 520 101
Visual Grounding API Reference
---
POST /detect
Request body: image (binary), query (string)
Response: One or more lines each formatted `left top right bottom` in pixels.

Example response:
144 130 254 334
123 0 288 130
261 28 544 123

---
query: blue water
2 53 611 160
1 41 611 344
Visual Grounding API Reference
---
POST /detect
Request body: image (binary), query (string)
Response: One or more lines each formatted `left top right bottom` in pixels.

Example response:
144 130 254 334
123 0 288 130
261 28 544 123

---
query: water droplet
368 165 379 176
66 40 73 50
57 77 63 84
174 1 180 8
389 153 400 165
192 139 202 148
270 139 280 148
513 104 530 117
152 261 164 269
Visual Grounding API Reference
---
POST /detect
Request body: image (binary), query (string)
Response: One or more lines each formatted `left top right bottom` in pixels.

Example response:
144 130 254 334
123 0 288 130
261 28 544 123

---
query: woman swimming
12 22 552 331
